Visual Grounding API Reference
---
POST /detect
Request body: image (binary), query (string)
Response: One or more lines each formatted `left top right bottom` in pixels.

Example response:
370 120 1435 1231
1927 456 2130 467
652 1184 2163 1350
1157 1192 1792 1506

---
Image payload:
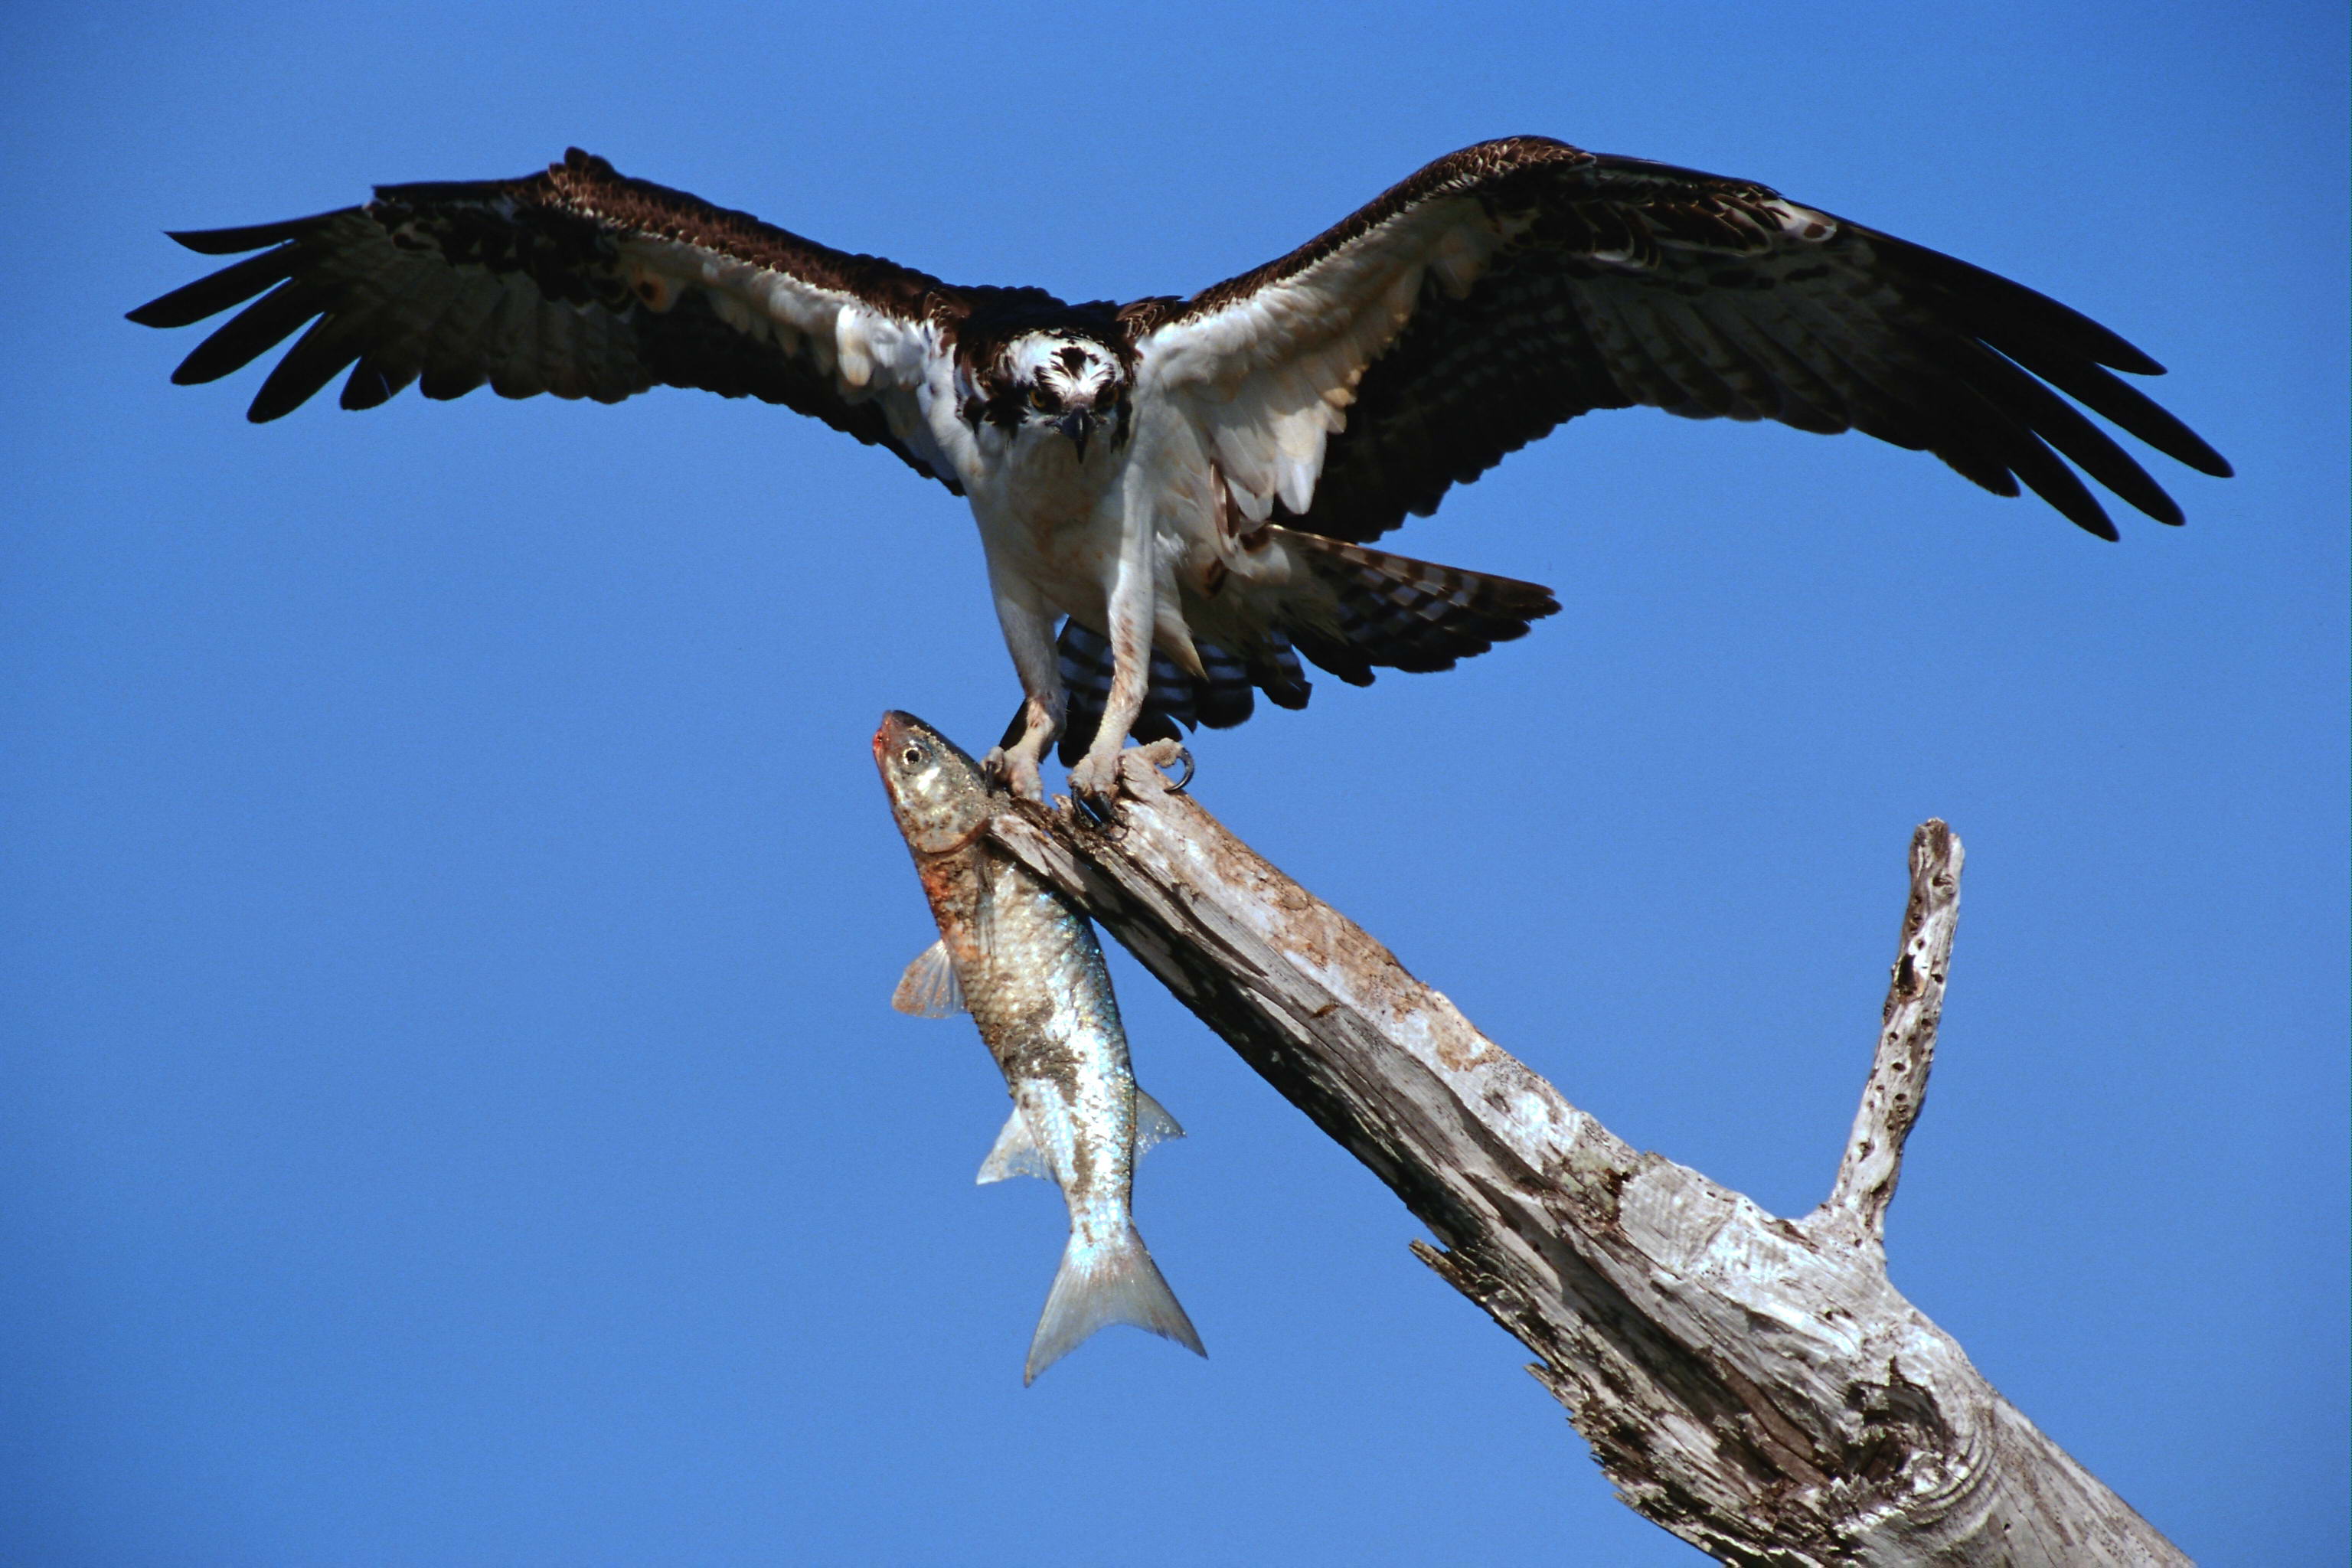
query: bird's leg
982 581 1063 802
1067 539 1155 802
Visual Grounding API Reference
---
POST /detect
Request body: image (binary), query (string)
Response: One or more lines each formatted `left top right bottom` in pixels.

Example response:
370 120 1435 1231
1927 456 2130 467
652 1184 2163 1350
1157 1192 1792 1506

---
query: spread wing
128 149 1021 495
1125 136 2230 542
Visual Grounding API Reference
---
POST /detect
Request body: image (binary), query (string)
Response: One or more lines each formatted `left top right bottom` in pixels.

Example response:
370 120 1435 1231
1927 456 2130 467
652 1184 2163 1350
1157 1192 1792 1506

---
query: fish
873 710 1205 1383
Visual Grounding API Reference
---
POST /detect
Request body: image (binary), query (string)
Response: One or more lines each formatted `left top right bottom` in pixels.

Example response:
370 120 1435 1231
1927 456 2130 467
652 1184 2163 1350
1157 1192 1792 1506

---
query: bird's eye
901 746 923 767
1028 387 1052 411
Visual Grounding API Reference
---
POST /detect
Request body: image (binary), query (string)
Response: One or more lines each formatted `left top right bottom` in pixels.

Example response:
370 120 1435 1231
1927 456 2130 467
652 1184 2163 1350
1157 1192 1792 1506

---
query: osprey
131 138 2229 798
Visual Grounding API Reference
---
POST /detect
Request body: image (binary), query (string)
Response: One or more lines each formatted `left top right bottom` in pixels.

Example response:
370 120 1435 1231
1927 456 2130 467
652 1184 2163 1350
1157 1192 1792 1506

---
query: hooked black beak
1054 410 1096 460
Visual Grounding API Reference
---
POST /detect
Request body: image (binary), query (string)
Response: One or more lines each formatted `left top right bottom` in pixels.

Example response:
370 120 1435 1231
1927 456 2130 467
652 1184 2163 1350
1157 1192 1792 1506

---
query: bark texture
985 753 2185 1566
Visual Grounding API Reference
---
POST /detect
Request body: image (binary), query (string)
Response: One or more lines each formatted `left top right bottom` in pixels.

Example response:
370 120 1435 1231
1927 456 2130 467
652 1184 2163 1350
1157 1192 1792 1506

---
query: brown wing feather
129 150 996 494
1142 140 2230 544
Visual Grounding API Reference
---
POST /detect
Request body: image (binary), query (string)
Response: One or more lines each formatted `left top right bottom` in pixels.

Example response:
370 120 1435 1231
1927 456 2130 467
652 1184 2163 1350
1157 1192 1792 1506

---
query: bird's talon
1067 750 1122 802
983 744 1045 802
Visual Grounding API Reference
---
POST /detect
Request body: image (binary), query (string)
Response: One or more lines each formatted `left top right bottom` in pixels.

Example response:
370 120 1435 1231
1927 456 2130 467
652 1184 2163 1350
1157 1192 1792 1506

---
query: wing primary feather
247 315 368 423
1906 231 2233 478
1990 341 2233 478
127 246 302 328
165 211 341 256
1960 343 2183 524
1938 375 2119 538
2007 436 2119 540
339 357 413 410
170 280 325 384
1876 230 2167 374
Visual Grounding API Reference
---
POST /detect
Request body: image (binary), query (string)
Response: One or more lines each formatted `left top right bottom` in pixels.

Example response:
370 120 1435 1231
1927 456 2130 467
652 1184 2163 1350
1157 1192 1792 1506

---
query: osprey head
970 331 1131 460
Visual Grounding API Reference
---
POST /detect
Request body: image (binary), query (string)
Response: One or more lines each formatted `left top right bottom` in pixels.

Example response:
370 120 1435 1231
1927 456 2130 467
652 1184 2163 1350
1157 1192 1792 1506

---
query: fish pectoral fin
1024 1224 1207 1385
976 1108 1052 1184
891 939 965 1018
1133 1086 1185 1156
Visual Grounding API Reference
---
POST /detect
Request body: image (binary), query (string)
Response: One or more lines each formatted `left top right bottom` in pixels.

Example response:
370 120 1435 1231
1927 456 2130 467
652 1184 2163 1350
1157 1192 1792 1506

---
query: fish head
873 710 994 854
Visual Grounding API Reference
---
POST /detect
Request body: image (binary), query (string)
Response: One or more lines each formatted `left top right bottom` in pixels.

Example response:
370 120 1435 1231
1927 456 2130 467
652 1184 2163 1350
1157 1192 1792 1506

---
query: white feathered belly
965 426 1272 645
965 439 1135 620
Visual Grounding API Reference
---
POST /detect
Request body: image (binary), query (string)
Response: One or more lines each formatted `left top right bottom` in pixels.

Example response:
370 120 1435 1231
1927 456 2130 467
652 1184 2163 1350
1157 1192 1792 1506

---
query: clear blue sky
5 2 2344 1562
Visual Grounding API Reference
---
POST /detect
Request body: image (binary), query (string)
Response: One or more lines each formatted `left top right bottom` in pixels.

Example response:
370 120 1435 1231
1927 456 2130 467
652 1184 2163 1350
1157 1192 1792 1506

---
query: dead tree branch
986 754 2184 1566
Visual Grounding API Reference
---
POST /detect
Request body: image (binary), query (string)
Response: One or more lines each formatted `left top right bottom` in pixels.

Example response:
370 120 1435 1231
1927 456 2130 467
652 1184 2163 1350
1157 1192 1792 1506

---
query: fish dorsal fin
977 1108 1051 1184
1133 1086 1185 1157
891 939 965 1018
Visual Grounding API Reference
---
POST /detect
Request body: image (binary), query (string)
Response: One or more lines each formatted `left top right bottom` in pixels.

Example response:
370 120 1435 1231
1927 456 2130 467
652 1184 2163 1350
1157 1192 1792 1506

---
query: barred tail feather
1277 528 1560 684
1024 1223 1206 1384
999 536 1554 764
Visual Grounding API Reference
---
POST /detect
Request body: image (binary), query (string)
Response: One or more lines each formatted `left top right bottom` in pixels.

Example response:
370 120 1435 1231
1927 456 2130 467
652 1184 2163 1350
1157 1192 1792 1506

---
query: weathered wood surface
988 754 2185 1566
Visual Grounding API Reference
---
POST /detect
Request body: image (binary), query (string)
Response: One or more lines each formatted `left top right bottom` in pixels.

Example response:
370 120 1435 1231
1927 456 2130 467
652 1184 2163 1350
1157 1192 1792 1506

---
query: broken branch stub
1823 820 1964 1254
985 757 2182 1565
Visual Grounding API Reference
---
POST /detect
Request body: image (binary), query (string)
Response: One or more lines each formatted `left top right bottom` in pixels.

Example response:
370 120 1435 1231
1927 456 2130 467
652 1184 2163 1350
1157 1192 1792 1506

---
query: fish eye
901 744 923 767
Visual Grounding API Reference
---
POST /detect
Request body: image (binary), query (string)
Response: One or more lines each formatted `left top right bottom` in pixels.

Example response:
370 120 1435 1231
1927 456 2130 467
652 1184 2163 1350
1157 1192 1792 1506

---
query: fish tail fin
1024 1224 1206 1385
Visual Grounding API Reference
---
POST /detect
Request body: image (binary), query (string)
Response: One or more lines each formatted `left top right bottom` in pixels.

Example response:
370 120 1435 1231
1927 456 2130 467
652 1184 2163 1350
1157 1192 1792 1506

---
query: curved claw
1072 739 1195 805
1125 738 1193 795
1161 746 1194 795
